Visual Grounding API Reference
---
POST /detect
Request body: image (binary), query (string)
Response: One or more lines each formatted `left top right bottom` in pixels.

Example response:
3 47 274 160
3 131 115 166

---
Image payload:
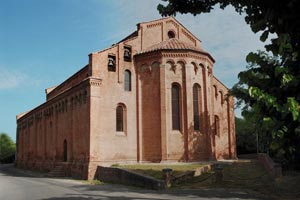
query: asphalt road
0 164 270 200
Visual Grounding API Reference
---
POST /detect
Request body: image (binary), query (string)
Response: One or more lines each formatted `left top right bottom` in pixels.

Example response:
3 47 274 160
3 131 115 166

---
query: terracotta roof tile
137 38 207 55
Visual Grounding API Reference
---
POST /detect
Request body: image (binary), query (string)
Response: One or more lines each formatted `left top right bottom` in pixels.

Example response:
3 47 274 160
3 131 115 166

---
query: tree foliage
235 117 256 154
232 51 300 163
0 133 16 162
236 110 275 155
158 0 300 165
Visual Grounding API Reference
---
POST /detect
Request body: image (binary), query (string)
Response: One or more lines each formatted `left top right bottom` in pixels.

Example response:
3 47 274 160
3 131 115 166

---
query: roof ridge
138 16 173 25
137 38 203 54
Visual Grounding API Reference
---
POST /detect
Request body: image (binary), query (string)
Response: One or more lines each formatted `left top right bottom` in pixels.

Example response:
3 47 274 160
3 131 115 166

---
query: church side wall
185 61 211 161
228 96 237 159
211 77 236 159
16 80 90 179
88 41 138 179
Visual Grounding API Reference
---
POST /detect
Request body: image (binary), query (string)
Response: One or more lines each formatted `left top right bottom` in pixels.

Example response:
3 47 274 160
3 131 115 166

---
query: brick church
16 17 236 179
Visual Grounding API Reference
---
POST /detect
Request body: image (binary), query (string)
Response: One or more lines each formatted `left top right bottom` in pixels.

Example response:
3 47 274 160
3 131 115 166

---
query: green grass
116 161 300 199
177 160 300 200
181 161 271 189
116 163 206 180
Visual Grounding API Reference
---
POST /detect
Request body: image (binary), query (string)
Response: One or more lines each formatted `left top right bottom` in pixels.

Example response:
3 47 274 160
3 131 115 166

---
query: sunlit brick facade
16 17 236 180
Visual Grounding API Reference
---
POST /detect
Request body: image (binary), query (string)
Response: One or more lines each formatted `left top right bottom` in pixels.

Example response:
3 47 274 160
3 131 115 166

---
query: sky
0 0 265 141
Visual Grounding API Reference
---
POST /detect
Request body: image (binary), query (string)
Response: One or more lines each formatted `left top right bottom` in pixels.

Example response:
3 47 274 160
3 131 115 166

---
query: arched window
116 104 126 132
213 85 218 99
219 91 224 105
63 139 67 162
124 70 131 91
193 84 201 131
172 84 181 130
214 115 220 135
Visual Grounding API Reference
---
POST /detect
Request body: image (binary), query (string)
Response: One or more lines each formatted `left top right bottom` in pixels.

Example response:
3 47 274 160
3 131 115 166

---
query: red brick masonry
16 17 236 180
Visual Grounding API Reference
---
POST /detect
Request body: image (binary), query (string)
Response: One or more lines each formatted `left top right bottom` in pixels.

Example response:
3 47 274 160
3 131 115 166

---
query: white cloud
0 68 27 89
174 6 265 87
0 67 41 90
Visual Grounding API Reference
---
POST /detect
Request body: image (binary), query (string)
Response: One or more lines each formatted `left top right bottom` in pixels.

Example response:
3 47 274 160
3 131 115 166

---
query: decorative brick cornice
146 22 163 28
161 52 199 59
166 19 179 28
135 50 214 69
161 52 214 66
89 78 102 87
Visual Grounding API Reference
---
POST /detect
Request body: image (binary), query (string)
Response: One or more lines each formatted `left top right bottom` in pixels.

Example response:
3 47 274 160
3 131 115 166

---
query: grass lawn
178 160 272 189
115 163 206 180
177 160 300 200
115 161 300 199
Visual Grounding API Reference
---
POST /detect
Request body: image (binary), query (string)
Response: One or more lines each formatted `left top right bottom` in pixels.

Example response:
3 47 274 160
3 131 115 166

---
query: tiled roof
136 38 207 55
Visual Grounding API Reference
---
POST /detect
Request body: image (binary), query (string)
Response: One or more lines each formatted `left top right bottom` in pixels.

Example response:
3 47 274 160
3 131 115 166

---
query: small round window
168 30 175 39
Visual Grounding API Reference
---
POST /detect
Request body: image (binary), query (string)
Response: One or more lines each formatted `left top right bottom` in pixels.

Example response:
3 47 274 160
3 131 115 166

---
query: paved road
0 164 270 200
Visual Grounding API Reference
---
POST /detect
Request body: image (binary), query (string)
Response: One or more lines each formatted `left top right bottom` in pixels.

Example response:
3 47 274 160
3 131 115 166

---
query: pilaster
160 64 167 161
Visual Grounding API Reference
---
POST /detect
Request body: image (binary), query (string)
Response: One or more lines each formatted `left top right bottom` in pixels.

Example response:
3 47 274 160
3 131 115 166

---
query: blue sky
0 0 265 141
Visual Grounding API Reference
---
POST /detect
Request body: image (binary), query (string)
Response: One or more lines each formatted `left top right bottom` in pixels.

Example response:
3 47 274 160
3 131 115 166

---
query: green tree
0 133 16 162
235 116 256 154
236 109 275 155
158 0 300 165
231 50 300 163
